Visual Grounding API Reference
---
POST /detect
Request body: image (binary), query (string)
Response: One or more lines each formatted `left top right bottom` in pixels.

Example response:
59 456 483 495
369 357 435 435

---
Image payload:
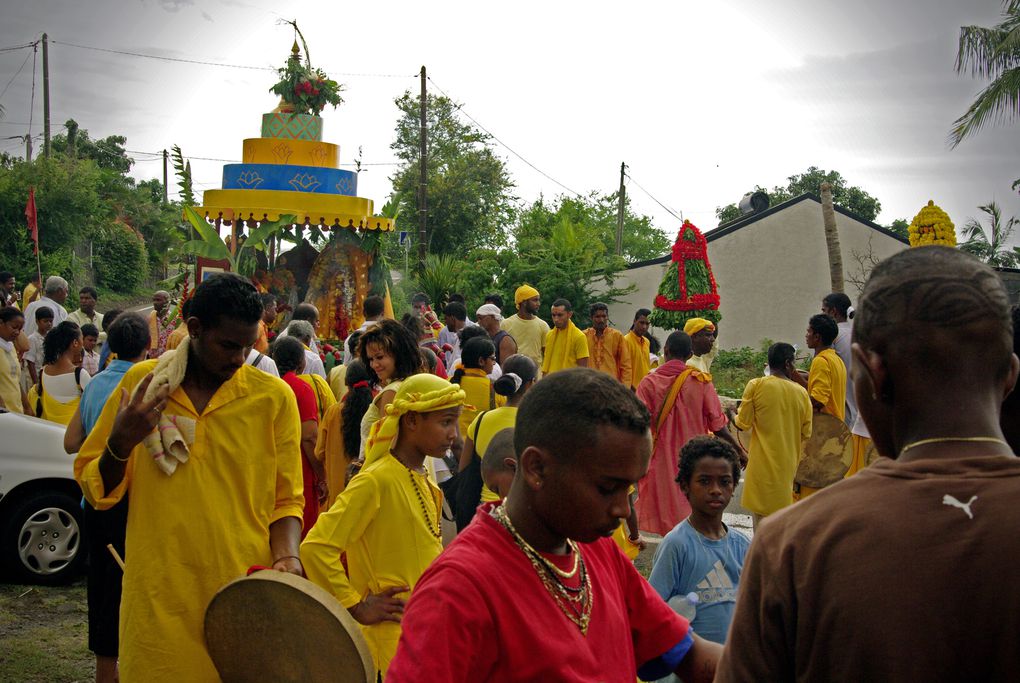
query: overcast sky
2 0 1017 250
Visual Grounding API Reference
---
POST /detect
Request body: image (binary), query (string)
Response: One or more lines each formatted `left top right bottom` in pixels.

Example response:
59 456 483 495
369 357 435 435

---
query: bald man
717 247 1020 681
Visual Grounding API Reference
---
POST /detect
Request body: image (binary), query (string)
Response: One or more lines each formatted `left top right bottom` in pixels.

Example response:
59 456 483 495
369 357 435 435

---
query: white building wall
605 198 907 351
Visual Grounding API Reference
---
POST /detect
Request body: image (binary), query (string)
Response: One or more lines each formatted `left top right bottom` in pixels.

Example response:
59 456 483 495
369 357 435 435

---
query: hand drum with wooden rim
204 570 375 683
795 413 852 489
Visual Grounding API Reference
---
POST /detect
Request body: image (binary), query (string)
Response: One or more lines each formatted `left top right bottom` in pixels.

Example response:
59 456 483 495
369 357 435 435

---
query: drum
721 397 751 450
861 438 883 468
205 569 375 683
795 413 852 489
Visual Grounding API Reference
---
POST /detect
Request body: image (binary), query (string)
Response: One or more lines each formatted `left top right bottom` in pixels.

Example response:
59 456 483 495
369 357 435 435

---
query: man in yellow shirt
795 314 847 421
74 273 305 682
735 343 813 528
791 314 847 500
684 318 718 373
624 308 652 390
301 373 464 677
584 302 632 385
254 292 276 353
22 274 41 306
542 298 589 375
500 284 549 369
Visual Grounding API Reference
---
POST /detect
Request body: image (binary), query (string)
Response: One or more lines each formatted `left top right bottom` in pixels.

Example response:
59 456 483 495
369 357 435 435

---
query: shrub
94 220 148 292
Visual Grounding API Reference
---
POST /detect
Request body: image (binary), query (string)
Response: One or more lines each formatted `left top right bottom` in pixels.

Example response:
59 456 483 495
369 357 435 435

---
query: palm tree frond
949 66 1020 146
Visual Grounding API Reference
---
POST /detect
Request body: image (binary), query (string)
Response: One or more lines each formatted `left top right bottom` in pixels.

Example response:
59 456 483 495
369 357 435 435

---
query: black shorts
85 497 128 658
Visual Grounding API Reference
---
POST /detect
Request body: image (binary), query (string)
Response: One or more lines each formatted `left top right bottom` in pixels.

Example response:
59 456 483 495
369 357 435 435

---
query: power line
625 172 684 223
0 41 38 53
124 148 400 167
426 76 583 198
50 39 416 78
0 46 34 104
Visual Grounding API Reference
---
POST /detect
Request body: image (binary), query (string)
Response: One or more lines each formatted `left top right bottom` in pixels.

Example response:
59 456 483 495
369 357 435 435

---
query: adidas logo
697 560 734 590
694 560 738 606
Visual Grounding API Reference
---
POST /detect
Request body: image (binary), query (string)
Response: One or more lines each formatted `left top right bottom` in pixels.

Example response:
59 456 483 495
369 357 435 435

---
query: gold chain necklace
495 503 579 578
899 436 1009 458
493 503 593 634
407 468 441 539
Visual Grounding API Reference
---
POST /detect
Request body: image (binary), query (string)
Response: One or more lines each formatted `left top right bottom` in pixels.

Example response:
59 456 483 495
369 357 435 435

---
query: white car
0 409 86 584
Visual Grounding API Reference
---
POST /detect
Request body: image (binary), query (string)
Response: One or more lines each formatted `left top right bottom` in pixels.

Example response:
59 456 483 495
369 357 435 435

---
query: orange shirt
584 327 632 385
254 319 269 353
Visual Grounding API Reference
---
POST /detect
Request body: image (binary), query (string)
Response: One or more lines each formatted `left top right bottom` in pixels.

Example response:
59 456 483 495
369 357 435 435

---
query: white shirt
833 320 856 427
23 296 68 337
304 348 326 379
245 348 279 377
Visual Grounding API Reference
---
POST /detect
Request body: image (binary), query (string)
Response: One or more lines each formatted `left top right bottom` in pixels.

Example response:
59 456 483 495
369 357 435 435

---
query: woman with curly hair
358 318 423 457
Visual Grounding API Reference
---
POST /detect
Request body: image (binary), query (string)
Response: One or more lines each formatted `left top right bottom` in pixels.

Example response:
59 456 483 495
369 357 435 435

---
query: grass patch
0 580 93 682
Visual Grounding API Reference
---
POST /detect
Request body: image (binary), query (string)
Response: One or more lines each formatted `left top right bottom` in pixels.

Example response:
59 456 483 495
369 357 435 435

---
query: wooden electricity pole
615 162 626 256
418 66 428 273
42 34 50 158
162 149 169 203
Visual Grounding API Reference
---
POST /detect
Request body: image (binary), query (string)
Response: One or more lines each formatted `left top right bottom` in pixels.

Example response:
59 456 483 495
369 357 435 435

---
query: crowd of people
1 245 1018 681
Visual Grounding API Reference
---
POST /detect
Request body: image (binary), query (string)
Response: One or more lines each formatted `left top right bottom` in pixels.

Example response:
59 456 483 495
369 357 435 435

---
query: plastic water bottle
667 592 699 621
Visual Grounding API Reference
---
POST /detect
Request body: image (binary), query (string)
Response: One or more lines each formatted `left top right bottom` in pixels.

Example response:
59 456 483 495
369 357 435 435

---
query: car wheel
2 491 87 585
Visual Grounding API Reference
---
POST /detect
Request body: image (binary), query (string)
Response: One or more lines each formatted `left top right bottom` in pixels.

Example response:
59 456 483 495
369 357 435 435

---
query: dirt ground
0 579 94 682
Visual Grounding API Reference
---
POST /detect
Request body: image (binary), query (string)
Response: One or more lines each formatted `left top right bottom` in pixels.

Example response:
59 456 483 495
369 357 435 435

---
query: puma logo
942 494 978 519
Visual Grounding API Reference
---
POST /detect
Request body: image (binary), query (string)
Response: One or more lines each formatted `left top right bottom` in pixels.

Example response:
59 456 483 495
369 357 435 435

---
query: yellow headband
515 284 540 306
683 318 716 336
364 374 466 465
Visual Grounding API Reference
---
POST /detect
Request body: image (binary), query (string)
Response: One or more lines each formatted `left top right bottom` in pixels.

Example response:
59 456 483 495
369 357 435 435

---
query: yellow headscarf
514 284 540 306
364 373 467 465
683 318 716 336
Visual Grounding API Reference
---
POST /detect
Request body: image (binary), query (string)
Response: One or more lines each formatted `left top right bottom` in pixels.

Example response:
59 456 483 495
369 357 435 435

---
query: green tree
0 155 105 283
503 217 631 328
959 201 1020 267
888 218 910 240
950 1 1020 147
51 119 134 174
715 167 882 225
516 192 670 263
389 92 516 257
93 220 149 291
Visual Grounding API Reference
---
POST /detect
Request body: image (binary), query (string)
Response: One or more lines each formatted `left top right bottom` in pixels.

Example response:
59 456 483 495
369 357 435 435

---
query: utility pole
417 66 428 273
162 149 169 203
42 34 50 158
615 162 626 256
24 135 32 161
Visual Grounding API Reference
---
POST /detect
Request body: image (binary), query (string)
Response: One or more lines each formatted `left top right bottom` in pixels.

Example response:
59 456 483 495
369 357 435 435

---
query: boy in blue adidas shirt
649 436 750 645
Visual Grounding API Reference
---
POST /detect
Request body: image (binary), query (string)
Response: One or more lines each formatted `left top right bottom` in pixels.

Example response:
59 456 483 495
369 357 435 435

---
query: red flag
25 187 38 255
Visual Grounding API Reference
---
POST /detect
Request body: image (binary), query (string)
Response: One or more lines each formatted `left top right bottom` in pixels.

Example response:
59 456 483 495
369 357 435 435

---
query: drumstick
107 544 125 571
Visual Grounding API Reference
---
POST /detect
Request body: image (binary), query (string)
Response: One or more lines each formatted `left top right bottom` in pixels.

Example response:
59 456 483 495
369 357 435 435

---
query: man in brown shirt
717 246 1020 681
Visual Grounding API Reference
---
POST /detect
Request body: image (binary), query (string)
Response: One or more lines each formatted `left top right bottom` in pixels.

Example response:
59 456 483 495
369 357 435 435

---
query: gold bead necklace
493 503 593 634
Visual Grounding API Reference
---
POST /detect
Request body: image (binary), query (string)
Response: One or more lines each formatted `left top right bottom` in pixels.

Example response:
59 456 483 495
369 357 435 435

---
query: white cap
476 303 503 322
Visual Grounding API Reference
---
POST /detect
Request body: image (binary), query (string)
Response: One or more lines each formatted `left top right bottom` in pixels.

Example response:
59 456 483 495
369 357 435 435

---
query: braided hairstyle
341 360 373 459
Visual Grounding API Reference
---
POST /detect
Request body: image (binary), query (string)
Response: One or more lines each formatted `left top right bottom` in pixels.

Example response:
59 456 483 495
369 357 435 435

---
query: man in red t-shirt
387 368 721 682
273 336 323 537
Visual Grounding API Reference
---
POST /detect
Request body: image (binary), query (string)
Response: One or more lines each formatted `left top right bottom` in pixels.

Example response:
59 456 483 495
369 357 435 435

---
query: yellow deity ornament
908 200 956 247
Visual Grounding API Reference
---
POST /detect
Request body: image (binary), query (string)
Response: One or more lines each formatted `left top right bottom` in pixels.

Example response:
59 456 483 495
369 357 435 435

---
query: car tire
2 490 87 585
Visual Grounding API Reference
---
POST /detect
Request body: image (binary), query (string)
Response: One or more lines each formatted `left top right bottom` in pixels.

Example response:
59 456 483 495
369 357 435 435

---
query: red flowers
293 81 320 96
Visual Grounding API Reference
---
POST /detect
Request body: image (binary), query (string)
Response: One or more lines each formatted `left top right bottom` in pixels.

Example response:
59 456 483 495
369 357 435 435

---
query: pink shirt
635 360 728 535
